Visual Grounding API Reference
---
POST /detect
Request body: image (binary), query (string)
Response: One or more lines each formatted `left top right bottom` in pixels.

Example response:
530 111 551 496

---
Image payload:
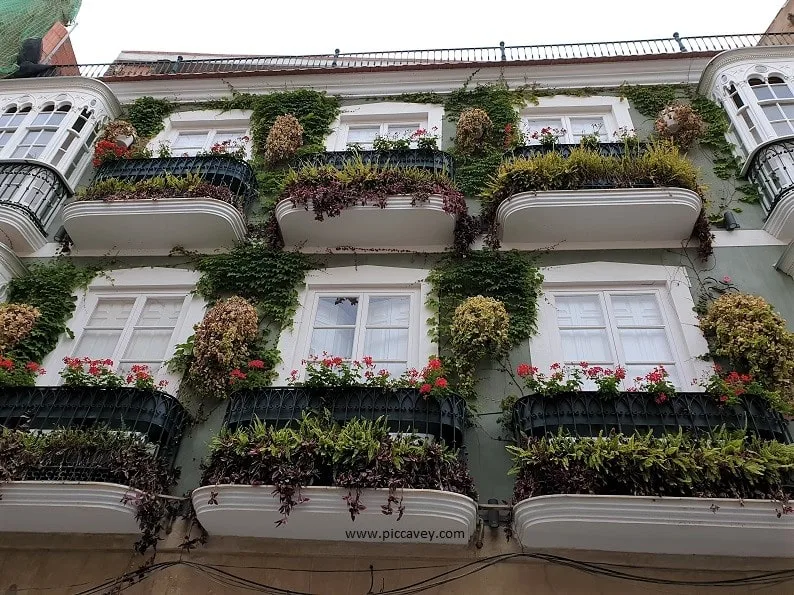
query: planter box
225 387 466 446
0 386 189 464
192 485 476 544
513 494 793 557
511 391 792 443
301 149 455 177
0 482 141 534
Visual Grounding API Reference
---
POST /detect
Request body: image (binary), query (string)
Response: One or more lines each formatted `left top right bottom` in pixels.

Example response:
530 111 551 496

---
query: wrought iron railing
21 33 794 79
0 386 190 466
93 155 258 206
746 139 794 213
224 387 467 447
0 162 70 233
299 149 455 176
511 392 792 443
507 142 648 160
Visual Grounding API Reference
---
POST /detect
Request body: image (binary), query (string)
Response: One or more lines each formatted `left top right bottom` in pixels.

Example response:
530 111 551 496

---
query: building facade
0 31 793 594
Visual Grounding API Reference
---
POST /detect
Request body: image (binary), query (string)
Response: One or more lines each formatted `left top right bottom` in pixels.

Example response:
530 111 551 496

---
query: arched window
749 75 794 136
10 102 71 159
724 82 762 143
0 105 31 150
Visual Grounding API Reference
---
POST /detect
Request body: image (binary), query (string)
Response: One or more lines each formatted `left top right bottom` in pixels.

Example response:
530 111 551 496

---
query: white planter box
513 494 793 557
0 482 141 534
193 485 477 544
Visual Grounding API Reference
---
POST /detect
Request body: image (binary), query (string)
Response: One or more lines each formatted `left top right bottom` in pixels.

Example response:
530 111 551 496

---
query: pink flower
722 276 732 284
419 383 432 395
427 358 442 370
434 377 448 389
517 363 532 377
248 360 265 369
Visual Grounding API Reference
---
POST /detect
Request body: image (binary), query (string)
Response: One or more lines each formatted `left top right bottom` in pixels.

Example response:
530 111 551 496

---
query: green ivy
427 251 543 351
195 243 315 329
619 84 680 119
125 96 175 140
6 260 97 363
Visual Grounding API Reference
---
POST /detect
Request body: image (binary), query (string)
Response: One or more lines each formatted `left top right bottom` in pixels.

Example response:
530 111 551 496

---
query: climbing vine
125 96 175 140
5 260 97 363
427 251 543 393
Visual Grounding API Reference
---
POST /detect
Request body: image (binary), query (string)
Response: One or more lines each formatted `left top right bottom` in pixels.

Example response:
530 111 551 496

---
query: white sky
70 0 787 64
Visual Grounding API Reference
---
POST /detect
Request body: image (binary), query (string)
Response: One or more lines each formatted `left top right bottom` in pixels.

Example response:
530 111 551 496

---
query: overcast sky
70 0 786 64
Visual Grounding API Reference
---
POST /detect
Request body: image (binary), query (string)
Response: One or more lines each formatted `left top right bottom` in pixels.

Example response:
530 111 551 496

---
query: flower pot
114 134 134 149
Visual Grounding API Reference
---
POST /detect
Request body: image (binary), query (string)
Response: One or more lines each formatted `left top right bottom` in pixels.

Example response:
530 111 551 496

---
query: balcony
486 144 702 247
511 392 792 443
224 386 467 446
0 386 188 534
506 142 647 160
62 155 258 253
0 162 69 253
747 139 794 240
194 393 475 543
301 149 455 176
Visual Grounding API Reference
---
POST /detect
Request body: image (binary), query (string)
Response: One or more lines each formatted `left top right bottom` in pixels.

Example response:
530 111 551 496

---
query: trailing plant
655 102 707 150
78 173 242 211
526 125 567 147
60 358 168 390
630 366 676 404
509 429 794 501
694 365 792 414
229 358 277 390
455 108 493 155
0 427 178 554
450 296 510 394
185 296 259 400
198 135 250 160
280 160 467 222
264 114 304 165
700 293 794 405
0 303 40 352
92 139 133 167
0 357 45 387
6 260 97 364
620 84 679 121
201 414 475 525
427 251 543 369
125 96 175 140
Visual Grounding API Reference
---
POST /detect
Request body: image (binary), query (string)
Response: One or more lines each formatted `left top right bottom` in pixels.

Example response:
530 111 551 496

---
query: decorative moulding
764 192 794 241
275 195 456 250
0 207 49 255
62 197 247 253
192 485 477 544
0 482 140 534
495 187 702 245
513 494 793 557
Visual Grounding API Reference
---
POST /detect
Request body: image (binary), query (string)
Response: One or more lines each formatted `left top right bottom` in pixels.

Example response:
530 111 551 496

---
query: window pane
314 297 358 326
386 124 420 138
49 112 67 126
560 329 612 362
347 126 379 147
610 294 663 326
618 329 673 362
782 104 794 119
773 121 793 135
364 328 408 360
366 296 410 326
74 329 123 359
771 83 794 99
123 329 174 361
137 297 182 326
627 364 679 388
86 299 135 327
752 86 774 101
372 362 408 376
762 104 783 121
555 295 605 327
570 117 606 138
309 328 355 358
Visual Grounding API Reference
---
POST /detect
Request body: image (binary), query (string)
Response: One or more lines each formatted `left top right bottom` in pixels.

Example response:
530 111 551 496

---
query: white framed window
749 74 794 136
325 102 444 151
277 266 435 381
0 105 31 150
148 109 252 158
40 268 206 389
530 263 712 391
519 96 633 145
10 103 71 159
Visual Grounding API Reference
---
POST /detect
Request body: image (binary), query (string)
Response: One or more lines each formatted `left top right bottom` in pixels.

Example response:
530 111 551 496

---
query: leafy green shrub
700 293 794 403
201 415 475 524
509 430 794 501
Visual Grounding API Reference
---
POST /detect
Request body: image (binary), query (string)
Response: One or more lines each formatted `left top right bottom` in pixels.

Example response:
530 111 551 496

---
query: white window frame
529 263 711 391
148 109 253 158
519 96 633 145
39 268 206 390
277 266 435 383
325 102 444 151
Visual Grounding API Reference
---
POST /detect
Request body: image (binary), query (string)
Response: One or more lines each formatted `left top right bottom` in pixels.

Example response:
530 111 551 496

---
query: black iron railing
21 33 794 79
300 149 455 177
0 386 189 465
746 139 794 213
507 142 648 160
224 387 467 446
511 392 792 443
0 162 70 233
93 155 258 207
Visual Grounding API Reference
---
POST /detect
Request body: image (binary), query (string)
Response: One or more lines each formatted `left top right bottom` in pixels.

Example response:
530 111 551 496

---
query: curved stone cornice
698 45 794 94
0 76 122 118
